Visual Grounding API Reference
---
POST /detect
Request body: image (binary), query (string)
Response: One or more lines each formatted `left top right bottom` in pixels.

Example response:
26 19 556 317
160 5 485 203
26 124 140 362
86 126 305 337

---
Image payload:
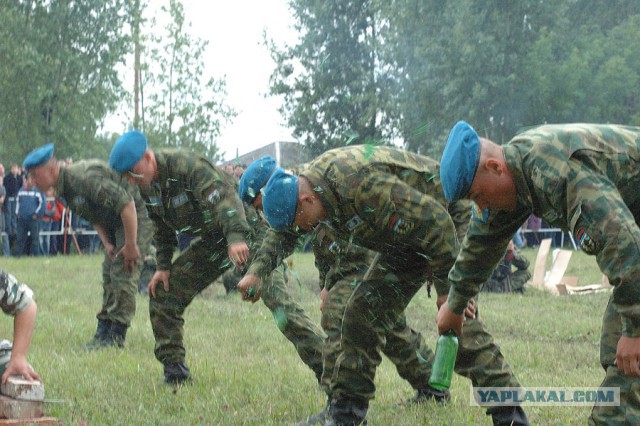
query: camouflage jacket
0 270 33 316
447 123 640 336
248 145 468 294
58 160 150 229
142 149 251 270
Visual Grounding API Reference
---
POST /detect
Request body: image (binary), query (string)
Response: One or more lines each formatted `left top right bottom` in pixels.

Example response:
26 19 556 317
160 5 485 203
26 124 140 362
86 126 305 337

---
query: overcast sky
183 0 297 161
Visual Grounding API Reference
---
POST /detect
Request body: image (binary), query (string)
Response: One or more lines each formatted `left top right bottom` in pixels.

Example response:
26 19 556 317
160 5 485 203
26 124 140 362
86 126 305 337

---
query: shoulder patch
388 215 414 234
576 227 598 254
471 204 489 224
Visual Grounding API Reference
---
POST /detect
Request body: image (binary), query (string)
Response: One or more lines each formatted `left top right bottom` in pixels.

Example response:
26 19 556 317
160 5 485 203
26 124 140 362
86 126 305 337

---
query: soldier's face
126 156 153 188
292 195 326 231
251 194 263 210
467 170 517 212
29 162 55 191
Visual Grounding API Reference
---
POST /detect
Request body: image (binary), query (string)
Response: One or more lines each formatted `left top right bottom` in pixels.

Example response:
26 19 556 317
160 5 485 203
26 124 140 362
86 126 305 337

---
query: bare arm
116 200 141 272
2 301 40 383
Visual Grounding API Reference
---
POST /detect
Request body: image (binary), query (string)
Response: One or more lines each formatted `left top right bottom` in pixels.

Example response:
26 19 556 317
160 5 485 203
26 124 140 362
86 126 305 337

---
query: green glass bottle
428 329 459 390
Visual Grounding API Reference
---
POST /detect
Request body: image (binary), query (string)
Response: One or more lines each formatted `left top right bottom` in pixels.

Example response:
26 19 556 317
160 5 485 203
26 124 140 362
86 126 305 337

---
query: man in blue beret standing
437 121 640 425
24 143 153 349
109 130 252 385
238 145 528 426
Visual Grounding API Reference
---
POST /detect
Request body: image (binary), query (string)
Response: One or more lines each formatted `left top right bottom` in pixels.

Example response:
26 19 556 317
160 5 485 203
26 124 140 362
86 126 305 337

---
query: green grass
2 247 609 425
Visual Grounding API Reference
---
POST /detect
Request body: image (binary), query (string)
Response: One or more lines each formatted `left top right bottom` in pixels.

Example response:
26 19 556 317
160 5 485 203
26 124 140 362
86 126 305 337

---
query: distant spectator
39 187 57 256
49 196 66 255
0 173 10 257
224 163 234 175
233 164 245 180
4 163 23 249
524 214 542 248
512 226 525 249
14 176 44 256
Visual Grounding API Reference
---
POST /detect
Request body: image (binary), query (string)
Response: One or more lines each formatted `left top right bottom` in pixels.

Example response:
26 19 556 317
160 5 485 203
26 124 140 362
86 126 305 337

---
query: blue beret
262 168 299 231
23 143 54 170
109 130 148 173
440 121 480 202
238 156 277 204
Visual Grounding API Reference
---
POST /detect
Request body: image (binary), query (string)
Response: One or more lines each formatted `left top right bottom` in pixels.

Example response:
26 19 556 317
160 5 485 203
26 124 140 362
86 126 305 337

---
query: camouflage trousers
261 264 326 384
98 223 152 326
589 296 640 425
483 270 531 293
321 263 522 402
150 236 232 364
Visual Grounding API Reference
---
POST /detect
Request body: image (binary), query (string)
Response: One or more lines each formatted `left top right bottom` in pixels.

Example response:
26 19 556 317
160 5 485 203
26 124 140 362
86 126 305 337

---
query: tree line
2 0 639 164
270 0 640 157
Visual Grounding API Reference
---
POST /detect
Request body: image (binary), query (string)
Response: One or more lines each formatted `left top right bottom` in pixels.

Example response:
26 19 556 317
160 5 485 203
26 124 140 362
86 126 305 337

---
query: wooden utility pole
133 0 141 129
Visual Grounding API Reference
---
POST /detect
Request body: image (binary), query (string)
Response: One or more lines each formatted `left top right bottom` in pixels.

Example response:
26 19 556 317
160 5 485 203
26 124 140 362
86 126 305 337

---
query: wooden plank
556 284 569 295
531 238 552 289
544 249 573 295
0 418 58 425
559 276 579 287
1 378 44 402
567 284 613 294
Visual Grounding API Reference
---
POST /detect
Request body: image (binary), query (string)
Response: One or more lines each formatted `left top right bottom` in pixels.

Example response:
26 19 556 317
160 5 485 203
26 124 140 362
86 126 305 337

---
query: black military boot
296 396 331 426
110 321 128 348
163 361 191 386
487 406 529 426
405 386 451 406
326 397 368 426
85 319 112 350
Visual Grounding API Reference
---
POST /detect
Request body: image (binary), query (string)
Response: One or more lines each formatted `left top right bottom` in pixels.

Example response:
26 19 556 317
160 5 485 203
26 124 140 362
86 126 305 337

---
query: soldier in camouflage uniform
109 130 252 385
25 143 152 349
240 157 461 425
238 157 326 388
239 146 528 426
482 240 530 293
0 269 40 383
438 121 640 426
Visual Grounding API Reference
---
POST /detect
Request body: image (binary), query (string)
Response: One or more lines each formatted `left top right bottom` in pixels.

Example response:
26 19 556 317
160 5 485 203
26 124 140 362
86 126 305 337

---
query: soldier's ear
484 158 504 176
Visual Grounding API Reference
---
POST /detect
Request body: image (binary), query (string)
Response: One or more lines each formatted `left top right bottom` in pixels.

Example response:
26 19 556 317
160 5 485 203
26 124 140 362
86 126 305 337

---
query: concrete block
1 378 44 402
0 395 44 419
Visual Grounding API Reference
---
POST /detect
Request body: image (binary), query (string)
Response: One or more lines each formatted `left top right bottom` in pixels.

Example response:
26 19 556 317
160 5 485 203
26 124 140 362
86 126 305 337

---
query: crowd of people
1 121 639 425
0 159 101 257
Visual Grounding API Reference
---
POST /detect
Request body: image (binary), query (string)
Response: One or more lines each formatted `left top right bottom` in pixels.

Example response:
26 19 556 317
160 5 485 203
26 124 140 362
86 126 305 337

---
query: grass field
1 246 611 425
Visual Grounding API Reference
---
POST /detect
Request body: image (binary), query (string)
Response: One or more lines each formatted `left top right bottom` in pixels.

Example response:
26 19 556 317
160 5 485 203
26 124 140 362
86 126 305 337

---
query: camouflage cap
440 120 480 202
23 143 54 170
262 167 298 231
238 155 277 204
109 130 147 173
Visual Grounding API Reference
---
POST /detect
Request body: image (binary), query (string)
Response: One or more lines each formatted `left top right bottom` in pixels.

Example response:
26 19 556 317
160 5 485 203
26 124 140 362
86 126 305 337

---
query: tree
0 0 130 162
140 0 235 162
269 0 397 157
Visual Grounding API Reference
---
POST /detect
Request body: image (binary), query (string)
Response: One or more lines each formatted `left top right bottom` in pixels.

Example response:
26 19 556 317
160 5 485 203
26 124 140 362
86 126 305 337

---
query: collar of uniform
502 144 534 210
56 164 68 198
154 150 170 191
300 170 338 220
